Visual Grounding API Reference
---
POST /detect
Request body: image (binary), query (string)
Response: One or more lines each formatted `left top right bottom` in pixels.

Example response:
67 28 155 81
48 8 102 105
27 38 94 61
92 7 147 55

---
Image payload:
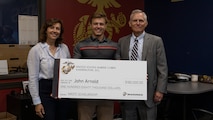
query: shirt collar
90 36 108 43
40 42 61 49
132 31 145 41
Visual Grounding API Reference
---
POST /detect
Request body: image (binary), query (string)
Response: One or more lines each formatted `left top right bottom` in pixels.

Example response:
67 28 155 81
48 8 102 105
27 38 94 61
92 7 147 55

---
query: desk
167 81 213 120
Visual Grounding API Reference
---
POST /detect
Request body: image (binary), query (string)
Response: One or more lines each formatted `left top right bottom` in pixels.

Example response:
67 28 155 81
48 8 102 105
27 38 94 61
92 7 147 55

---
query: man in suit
118 9 168 120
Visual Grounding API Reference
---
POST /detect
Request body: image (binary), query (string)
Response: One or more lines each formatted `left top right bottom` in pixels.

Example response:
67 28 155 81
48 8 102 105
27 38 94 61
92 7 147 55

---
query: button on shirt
27 42 71 105
129 32 145 60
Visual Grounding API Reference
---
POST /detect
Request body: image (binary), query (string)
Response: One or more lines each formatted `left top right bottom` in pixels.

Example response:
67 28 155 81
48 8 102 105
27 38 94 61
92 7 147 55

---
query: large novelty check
52 58 147 100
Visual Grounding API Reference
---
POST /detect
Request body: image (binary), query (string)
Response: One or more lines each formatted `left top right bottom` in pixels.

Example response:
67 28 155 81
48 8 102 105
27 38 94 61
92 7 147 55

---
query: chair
192 108 213 120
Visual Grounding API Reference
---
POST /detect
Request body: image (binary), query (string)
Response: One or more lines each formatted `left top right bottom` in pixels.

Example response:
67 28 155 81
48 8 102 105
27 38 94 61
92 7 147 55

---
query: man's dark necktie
130 39 138 60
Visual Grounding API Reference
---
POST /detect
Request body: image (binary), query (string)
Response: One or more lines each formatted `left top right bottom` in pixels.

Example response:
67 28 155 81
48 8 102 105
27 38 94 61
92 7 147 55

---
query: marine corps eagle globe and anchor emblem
61 61 75 74
73 0 126 46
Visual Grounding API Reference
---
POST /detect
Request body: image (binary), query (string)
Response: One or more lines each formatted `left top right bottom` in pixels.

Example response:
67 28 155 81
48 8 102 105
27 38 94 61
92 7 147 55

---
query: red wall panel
46 0 144 54
0 78 27 112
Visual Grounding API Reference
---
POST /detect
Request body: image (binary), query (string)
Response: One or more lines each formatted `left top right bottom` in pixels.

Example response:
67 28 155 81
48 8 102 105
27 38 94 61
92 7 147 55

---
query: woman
27 18 71 120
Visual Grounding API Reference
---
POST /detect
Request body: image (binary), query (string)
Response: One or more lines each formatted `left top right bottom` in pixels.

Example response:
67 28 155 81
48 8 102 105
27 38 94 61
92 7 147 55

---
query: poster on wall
18 15 38 45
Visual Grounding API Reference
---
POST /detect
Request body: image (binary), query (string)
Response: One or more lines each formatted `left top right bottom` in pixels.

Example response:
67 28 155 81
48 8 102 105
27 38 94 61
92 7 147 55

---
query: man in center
73 12 120 120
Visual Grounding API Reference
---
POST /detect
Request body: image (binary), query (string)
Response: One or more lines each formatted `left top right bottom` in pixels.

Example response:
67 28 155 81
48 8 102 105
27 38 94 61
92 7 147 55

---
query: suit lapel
124 35 131 59
142 33 149 60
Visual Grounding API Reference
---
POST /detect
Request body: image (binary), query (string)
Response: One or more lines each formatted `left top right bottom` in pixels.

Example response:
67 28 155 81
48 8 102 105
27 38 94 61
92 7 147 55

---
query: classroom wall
145 0 213 75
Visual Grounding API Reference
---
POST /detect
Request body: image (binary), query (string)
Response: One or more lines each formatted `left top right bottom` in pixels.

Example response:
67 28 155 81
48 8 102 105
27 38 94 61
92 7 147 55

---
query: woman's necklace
49 46 57 56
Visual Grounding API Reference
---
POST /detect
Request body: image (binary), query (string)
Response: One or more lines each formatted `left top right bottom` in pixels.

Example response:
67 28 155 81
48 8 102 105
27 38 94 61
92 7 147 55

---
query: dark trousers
121 101 147 120
39 79 77 120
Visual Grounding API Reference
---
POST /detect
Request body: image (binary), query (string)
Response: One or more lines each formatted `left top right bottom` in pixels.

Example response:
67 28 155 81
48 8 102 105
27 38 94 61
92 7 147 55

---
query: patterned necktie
130 39 138 60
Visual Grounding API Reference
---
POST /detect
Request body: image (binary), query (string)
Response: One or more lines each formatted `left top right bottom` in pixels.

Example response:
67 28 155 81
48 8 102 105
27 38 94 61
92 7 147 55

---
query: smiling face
129 12 148 37
46 23 61 42
90 17 107 39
